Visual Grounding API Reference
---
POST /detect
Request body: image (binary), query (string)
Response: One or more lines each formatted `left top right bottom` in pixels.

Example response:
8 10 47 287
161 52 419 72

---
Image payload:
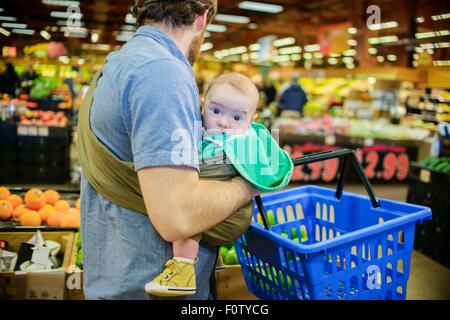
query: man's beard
187 30 205 65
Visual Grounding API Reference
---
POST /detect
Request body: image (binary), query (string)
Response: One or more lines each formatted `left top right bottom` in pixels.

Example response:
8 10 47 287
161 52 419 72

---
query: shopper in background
278 73 308 118
20 65 38 95
261 78 277 107
0 61 20 97
77 0 259 300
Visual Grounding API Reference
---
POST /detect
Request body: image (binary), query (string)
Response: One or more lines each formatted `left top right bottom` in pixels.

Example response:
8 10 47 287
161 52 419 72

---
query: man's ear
194 11 208 33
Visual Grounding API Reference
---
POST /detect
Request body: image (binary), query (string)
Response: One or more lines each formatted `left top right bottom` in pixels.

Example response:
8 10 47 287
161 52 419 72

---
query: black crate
0 164 16 184
16 151 69 167
407 163 450 267
16 165 70 184
414 221 450 268
0 122 17 149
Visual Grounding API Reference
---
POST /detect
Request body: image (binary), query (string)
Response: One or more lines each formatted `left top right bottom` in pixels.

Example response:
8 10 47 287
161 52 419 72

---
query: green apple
219 246 228 259
76 249 83 269
267 211 276 226
300 227 308 242
290 227 297 239
224 248 239 265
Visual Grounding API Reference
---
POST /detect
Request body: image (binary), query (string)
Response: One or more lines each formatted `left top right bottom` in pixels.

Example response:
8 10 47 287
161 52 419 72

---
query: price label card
28 126 38 136
38 126 49 137
325 135 336 145
17 125 28 136
419 169 431 183
364 138 374 146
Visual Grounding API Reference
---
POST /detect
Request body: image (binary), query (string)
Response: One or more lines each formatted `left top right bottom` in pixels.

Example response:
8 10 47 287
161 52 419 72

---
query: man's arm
138 166 258 242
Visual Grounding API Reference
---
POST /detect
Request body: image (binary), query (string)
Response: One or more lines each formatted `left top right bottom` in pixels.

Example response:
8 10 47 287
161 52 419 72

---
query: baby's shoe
145 257 196 297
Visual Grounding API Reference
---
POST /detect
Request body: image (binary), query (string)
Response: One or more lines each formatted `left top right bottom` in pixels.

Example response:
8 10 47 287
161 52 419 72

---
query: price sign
282 141 417 183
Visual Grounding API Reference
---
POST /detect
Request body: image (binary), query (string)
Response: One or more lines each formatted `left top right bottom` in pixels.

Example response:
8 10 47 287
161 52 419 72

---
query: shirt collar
133 25 192 71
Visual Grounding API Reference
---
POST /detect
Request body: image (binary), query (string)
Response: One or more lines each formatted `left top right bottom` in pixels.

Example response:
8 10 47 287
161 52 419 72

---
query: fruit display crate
0 230 77 299
407 162 450 267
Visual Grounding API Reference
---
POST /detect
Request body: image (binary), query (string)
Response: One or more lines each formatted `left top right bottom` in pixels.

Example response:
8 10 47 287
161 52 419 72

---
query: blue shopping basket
235 149 432 300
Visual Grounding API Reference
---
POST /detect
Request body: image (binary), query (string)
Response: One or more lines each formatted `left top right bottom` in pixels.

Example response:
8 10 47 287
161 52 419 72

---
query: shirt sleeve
123 60 201 171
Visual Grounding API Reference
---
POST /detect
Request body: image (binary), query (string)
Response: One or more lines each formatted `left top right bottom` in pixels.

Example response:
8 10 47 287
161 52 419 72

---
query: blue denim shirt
80 26 216 299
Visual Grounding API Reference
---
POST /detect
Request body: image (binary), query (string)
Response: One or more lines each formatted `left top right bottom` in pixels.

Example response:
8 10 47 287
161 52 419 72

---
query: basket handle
255 148 380 231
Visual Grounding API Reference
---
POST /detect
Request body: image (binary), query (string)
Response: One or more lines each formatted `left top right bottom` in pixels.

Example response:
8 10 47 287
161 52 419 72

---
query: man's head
131 0 217 64
202 73 259 135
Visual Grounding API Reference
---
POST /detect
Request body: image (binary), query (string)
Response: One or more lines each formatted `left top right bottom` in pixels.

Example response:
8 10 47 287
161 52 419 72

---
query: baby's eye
213 108 220 115
233 115 241 121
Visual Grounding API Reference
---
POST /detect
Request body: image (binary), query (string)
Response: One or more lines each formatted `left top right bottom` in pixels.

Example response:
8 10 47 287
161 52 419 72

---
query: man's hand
137 166 258 242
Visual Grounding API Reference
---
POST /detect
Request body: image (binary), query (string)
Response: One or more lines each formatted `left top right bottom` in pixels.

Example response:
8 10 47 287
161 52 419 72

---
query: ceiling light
328 58 338 65
250 52 258 60
228 46 247 55
0 27 10 36
387 54 397 61
1 22 27 29
344 49 356 56
116 34 132 42
249 43 260 51
278 46 301 55
273 37 295 47
238 1 283 14
200 42 213 52
0 16 17 22
303 53 312 59
12 29 35 35
313 52 324 59
368 35 398 44
241 53 249 61
50 11 83 19
91 32 99 43
291 54 301 61
215 14 250 24
346 63 355 69
433 60 450 66
0 8 3 13
329 53 341 58
415 30 450 39
415 17 425 23
77 58 85 65
81 43 111 51
431 13 450 21
368 47 377 55
247 23 258 29
125 13 136 24
204 31 211 38
347 39 357 46
121 25 136 31
347 27 357 34
60 26 87 33
368 77 377 84
376 56 385 62
272 55 290 63
42 0 80 6
304 44 320 52
206 24 227 32
343 57 353 64
56 20 84 26
368 21 398 31
40 30 51 40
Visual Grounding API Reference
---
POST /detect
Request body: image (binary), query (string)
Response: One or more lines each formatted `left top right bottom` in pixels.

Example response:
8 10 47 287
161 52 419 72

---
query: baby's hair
204 73 259 107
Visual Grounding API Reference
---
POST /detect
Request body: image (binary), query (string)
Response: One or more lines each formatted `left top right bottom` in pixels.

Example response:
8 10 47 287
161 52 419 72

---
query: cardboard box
0 231 76 300
215 265 257 300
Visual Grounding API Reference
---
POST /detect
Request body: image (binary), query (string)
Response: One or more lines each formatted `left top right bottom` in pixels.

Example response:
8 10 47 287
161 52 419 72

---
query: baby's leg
173 238 199 260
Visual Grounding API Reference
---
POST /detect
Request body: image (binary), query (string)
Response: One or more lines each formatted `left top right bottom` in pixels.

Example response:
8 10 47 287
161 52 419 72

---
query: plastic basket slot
329 205 335 223
322 203 328 221
295 203 304 220
285 205 295 222
276 207 285 224
397 259 404 275
315 202 321 220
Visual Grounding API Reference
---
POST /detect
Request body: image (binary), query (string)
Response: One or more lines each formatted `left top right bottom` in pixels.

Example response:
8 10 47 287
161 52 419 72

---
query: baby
145 73 292 297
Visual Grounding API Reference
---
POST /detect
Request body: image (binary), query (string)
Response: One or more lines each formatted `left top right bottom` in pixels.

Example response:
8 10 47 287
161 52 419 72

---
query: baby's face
202 83 256 135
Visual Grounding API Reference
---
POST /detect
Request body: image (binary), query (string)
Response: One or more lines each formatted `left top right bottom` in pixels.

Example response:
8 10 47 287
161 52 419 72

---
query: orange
0 186 10 200
0 200 13 220
39 204 56 223
60 209 80 228
7 194 23 209
54 200 70 212
20 210 42 226
12 204 28 222
43 190 60 206
47 210 64 227
24 189 46 210
76 198 80 210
